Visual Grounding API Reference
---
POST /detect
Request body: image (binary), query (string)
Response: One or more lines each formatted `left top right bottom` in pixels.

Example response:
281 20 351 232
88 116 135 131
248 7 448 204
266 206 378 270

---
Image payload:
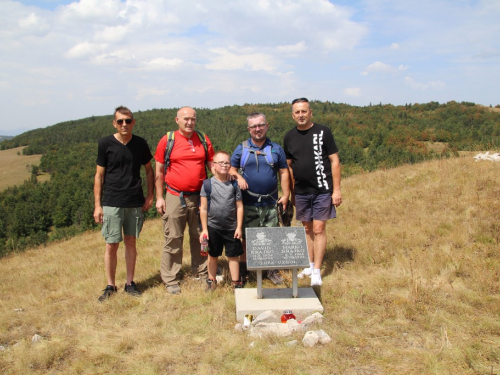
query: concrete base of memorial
234 287 324 322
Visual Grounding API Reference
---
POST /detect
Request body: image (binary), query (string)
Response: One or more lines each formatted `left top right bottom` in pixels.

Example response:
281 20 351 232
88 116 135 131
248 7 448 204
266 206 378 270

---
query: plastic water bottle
281 310 296 323
201 235 209 256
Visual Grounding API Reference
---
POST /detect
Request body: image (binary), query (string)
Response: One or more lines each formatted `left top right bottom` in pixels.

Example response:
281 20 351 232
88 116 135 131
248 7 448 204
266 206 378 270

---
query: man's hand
93 206 103 224
332 190 342 207
277 196 288 211
156 197 166 215
142 195 154 212
235 175 248 190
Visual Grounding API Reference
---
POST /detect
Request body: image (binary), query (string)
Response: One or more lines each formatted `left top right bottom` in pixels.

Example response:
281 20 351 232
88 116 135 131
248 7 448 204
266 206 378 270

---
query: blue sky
1 0 499 135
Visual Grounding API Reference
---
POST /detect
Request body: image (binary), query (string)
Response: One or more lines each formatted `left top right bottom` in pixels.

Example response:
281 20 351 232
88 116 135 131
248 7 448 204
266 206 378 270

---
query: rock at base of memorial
249 322 293 338
316 329 332 344
301 312 324 328
252 310 277 325
302 331 320 347
286 319 303 333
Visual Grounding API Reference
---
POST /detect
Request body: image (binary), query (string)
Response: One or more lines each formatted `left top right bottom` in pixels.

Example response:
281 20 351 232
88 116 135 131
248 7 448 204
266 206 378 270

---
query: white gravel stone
302 331 320 347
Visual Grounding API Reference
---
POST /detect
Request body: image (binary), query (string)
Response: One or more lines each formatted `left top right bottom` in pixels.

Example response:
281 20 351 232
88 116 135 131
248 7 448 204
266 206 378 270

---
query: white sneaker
298 268 313 279
311 273 322 286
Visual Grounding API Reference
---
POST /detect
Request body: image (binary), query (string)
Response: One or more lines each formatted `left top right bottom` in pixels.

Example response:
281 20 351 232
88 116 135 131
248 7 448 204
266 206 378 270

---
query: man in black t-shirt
283 98 342 287
94 106 154 302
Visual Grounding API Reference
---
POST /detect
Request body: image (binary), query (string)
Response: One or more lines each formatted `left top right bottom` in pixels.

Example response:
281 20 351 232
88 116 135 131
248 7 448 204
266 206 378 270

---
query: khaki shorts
102 206 144 244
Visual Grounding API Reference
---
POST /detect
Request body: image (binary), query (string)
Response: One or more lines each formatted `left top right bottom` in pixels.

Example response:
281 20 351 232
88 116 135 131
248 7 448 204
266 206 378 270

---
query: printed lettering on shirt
313 131 329 190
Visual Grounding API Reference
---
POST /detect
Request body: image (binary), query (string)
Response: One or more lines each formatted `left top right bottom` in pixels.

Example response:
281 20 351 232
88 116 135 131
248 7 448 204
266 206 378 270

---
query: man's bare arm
329 153 342 207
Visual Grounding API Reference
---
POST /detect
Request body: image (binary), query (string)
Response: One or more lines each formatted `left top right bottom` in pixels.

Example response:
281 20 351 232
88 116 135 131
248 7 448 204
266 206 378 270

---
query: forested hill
0 100 499 255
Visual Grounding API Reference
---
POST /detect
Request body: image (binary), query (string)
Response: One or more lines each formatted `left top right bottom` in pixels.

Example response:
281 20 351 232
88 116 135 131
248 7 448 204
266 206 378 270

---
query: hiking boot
166 284 181 295
206 278 217 292
124 281 142 297
267 269 283 285
98 285 117 302
298 267 313 279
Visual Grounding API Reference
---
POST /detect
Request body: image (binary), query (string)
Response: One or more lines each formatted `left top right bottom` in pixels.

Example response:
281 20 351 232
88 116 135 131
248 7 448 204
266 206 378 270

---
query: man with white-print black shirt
283 98 342 286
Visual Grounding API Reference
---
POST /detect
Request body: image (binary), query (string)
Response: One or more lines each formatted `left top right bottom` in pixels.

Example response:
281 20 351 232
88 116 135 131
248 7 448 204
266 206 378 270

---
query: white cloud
277 41 308 55
1 0 499 133
89 49 136 66
65 41 108 59
344 88 361 97
18 12 48 30
58 0 122 22
404 77 445 90
94 25 130 43
206 49 277 72
136 87 171 100
140 57 184 71
361 61 408 76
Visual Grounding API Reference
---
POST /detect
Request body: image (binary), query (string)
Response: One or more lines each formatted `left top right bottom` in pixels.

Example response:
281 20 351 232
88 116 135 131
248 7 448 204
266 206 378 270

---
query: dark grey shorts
294 193 336 222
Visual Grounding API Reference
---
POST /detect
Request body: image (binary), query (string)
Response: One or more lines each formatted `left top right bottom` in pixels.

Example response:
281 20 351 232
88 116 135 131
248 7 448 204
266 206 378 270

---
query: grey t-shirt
200 177 242 231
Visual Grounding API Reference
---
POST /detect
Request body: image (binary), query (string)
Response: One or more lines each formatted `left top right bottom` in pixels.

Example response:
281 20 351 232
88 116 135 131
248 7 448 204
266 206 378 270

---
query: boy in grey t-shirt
199 151 244 290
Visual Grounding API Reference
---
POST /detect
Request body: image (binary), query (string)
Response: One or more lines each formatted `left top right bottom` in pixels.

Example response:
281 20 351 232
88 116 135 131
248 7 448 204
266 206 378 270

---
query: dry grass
1 155 499 374
0 147 50 191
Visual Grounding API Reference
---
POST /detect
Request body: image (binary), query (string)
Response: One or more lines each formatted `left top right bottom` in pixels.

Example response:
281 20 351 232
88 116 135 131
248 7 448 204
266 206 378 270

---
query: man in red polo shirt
155 107 215 294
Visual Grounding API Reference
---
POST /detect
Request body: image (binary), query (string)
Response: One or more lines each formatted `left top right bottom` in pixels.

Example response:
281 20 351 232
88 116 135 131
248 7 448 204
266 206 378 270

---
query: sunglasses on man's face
116 118 133 125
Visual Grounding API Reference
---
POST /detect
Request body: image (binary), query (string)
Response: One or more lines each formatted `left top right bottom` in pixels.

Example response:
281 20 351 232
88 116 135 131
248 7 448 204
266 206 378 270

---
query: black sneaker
239 262 249 287
124 281 142 297
232 280 243 289
267 269 283 285
98 285 117 302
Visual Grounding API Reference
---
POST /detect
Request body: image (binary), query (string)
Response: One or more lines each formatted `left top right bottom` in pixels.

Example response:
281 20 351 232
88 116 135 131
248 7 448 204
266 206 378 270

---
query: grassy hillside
0 147 49 191
0 156 499 374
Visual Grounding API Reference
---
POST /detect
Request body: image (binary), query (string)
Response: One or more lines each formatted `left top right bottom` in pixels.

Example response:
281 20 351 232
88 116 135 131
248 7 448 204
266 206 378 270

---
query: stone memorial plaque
246 227 309 270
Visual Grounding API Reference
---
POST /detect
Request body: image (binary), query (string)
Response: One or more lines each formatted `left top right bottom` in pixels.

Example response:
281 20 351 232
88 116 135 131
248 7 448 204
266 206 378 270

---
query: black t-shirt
96 134 153 207
283 123 338 195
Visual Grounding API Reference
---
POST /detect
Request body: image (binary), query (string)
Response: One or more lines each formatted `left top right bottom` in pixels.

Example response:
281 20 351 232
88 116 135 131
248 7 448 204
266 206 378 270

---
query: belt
245 187 278 203
166 184 200 208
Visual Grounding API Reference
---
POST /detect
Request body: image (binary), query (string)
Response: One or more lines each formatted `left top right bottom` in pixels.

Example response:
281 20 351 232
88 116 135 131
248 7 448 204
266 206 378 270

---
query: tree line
0 100 499 256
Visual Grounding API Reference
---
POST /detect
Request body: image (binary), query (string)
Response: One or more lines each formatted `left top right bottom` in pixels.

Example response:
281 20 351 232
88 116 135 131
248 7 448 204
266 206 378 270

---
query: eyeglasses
213 161 230 166
187 139 195 153
248 123 267 130
116 118 133 125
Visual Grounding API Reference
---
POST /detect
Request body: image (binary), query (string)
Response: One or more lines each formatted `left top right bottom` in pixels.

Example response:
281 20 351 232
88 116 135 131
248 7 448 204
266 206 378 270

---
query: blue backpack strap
262 144 274 170
203 179 212 211
239 140 251 171
240 140 275 173
231 180 239 191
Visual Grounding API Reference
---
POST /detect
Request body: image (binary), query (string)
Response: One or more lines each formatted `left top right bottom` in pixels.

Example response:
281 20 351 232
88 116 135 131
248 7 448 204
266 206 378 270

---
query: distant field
0 147 50 191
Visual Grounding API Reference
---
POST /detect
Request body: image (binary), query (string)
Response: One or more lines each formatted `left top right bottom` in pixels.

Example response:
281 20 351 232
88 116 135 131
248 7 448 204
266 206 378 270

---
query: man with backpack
154 107 215 295
229 112 290 285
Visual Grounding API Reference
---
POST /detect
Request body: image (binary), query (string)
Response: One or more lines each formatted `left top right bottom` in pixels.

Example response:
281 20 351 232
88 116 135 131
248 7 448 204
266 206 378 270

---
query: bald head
176 107 197 138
